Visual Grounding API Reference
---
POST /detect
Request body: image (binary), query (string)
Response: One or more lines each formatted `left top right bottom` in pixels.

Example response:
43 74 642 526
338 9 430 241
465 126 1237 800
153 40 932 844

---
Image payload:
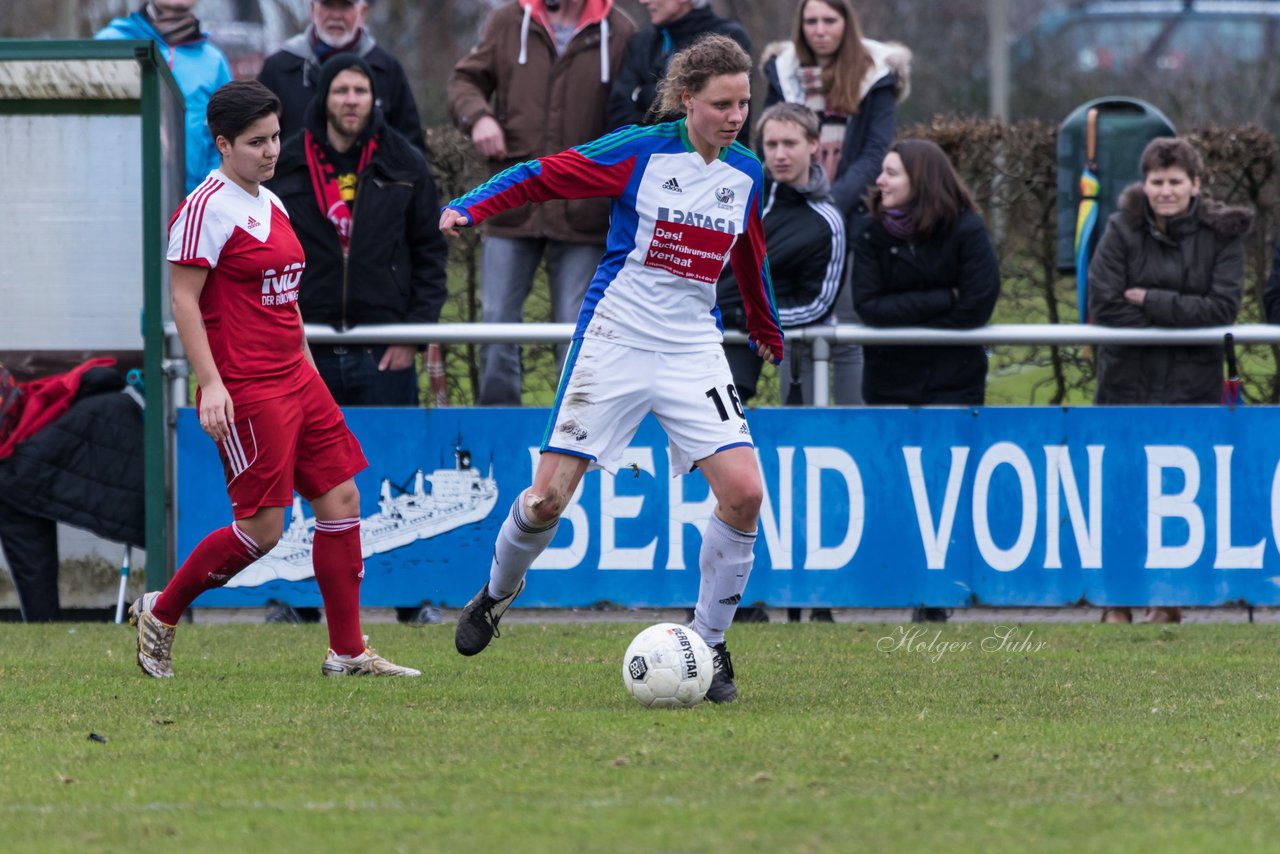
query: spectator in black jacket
608 0 752 139
268 53 448 408
1088 138 1253 626
0 367 143 622
853 139 999 624
852 138 1000 407
717 103 844 405
257 0 425 153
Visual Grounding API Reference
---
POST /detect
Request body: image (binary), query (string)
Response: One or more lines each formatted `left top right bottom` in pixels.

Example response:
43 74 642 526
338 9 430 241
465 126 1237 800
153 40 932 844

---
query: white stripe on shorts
220 418 258 480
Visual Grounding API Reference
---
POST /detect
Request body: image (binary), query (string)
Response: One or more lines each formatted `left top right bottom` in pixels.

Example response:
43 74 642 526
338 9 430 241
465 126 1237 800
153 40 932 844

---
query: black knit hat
317 52 375 102
304 52 382 143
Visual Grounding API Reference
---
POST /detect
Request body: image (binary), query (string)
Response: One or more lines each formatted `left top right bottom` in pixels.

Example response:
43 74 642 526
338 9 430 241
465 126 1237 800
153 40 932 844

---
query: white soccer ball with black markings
622 623 714 709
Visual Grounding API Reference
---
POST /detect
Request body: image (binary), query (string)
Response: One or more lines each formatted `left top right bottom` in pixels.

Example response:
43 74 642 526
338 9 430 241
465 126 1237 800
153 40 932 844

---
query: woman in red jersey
129 80 418 679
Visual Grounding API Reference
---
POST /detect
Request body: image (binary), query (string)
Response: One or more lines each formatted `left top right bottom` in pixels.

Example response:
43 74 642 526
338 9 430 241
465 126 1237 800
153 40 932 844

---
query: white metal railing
295 321 1280 347
164 322 1280 408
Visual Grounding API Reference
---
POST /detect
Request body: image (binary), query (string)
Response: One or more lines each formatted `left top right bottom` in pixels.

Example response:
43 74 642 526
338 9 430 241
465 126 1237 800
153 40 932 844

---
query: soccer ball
621 623 714 709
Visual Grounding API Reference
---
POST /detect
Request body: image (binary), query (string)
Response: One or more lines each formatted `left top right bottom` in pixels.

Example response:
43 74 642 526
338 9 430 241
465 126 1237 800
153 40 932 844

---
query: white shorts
541 338 754 477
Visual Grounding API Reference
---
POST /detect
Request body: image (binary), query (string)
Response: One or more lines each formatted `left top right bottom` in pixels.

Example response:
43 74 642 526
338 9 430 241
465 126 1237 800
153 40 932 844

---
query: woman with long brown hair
852 139 1000 405
852 138 1000 623
764 0 908 213
762 0 911 404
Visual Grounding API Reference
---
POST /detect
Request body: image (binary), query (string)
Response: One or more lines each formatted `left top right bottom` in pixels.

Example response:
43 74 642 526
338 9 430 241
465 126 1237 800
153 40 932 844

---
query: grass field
3 621 1278 852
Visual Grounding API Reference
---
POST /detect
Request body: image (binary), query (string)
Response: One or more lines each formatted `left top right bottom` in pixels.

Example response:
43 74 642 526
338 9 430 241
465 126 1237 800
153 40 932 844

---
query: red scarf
304 130 377 251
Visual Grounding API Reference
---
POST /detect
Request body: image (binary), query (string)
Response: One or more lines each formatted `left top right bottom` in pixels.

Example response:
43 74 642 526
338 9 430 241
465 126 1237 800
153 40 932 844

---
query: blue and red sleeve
446 146 635 226
729 183 785 363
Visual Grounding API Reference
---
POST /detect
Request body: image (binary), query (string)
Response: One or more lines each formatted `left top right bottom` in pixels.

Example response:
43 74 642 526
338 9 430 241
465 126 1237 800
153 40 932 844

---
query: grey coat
1088 184 1254 404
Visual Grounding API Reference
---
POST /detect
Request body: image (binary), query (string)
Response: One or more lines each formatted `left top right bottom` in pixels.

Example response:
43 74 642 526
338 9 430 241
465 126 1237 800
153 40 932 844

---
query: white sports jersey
447 120 784 359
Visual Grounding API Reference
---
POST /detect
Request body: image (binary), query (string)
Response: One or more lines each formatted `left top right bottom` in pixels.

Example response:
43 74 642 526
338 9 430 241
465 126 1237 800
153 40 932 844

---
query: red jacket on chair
0 357 116 459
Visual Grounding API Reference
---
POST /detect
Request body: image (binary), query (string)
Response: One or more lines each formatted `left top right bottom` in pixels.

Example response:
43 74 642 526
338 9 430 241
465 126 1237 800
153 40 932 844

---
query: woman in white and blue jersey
440 34 784 704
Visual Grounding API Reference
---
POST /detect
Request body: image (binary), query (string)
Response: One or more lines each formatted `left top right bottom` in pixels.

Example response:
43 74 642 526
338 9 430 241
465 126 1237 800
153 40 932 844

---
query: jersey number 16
705 384 745 421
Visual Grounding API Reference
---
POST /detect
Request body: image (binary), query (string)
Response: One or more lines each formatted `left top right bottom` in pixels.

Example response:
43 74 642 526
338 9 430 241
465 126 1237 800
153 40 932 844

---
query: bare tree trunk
60 0 80 37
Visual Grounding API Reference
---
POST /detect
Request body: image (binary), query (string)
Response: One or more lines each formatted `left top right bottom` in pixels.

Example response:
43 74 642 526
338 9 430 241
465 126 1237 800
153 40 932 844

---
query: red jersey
167 170 310 404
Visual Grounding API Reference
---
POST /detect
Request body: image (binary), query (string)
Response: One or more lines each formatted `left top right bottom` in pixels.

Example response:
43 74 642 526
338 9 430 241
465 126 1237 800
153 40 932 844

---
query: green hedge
424 121 1280 406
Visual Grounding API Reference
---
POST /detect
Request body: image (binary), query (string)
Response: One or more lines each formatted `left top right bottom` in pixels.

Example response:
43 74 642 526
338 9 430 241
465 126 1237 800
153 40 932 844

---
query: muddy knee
524 489 565 526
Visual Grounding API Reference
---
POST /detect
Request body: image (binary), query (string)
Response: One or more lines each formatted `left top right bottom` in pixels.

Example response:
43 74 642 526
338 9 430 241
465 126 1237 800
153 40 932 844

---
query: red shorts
214 373 367 519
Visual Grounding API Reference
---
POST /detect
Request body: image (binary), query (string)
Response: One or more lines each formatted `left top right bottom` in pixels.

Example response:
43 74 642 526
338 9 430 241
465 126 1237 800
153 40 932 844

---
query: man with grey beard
258 0 425 152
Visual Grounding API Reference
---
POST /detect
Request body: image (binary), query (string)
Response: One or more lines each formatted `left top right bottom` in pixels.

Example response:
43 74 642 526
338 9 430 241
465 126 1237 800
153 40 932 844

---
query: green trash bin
1057 97 1175 320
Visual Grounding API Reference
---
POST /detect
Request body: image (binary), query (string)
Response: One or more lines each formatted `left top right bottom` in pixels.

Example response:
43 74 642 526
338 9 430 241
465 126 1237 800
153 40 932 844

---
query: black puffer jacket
607 7 751 138
268 60 448 330
1089 184 1254 404
852 209 1001 405
0 374 144 547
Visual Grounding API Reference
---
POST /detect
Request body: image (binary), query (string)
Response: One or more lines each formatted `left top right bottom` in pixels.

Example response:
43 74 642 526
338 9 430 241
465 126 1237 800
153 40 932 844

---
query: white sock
489 493 557 599
691 514 756 647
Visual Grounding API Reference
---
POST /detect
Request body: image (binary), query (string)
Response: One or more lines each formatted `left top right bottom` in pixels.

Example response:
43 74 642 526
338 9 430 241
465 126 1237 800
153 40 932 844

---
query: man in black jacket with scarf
269 52 448 408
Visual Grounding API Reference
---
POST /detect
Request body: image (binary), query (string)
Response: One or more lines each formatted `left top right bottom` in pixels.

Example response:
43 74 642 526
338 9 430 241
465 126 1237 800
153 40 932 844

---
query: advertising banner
176 406 1280 608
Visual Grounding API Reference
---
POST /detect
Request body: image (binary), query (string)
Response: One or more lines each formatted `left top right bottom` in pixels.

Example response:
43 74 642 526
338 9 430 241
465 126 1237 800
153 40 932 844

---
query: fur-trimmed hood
762 38 912 106
1118 182 1254 239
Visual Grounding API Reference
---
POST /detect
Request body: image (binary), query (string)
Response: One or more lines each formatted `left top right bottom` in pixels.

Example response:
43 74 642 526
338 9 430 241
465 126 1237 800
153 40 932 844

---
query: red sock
313 518 364 656
154 524 262 624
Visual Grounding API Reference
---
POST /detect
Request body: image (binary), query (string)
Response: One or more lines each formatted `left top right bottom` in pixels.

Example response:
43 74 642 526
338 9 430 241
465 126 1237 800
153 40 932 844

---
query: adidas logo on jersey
661 177 682 193
246 215 261 230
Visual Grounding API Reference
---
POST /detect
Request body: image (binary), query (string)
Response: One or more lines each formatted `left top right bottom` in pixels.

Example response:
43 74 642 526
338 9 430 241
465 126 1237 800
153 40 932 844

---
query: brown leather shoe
1101 607 1133 623
1145 606 1183 624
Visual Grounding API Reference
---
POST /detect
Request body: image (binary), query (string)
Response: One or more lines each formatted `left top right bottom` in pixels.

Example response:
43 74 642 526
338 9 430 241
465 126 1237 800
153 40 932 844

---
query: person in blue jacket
97 0 233 193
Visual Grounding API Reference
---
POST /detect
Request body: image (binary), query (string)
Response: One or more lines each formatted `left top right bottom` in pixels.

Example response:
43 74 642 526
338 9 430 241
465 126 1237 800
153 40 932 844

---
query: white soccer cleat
321 637 421 677
128 591 176 679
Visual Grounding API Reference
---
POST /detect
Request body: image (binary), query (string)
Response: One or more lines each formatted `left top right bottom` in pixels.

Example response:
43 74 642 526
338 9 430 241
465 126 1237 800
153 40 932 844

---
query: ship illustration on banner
226 442 499 587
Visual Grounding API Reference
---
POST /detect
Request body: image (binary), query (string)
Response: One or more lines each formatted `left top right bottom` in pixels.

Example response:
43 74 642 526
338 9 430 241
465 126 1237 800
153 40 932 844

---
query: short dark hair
1139 137 1203 181
757 102 820 141
207 80 282 145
